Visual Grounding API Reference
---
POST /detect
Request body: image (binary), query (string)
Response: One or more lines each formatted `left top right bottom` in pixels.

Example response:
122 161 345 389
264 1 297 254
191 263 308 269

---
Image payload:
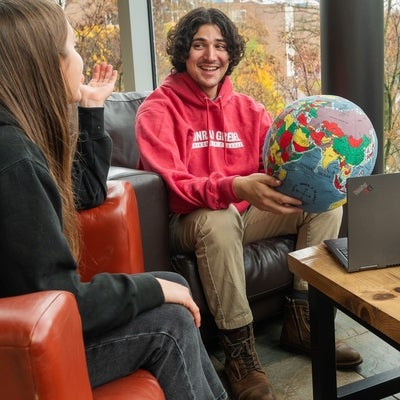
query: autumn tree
232 37 285 118
383 0 400 172
65 0 123 90
277 4 321 101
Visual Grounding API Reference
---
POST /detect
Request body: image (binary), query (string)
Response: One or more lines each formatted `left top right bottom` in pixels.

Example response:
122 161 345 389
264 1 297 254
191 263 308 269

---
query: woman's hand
233 173 303 214
79 62 118 108
156 278 201 328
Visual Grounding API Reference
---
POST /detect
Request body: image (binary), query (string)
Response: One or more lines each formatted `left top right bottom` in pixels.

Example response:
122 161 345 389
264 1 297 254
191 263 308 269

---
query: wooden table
288 244 400 400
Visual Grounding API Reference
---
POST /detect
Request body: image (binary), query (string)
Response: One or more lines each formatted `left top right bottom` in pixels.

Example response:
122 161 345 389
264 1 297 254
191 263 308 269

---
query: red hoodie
136 71 273 214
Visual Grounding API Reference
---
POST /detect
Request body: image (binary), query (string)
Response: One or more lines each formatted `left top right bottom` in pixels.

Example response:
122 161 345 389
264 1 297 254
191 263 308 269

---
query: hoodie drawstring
204 95 228 169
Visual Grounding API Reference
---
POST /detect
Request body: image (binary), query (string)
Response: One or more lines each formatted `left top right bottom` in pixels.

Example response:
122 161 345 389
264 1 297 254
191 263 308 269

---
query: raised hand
79 62 118 108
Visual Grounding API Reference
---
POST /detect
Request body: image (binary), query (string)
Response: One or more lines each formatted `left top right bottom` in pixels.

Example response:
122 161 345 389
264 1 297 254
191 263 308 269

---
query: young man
136 7 362 400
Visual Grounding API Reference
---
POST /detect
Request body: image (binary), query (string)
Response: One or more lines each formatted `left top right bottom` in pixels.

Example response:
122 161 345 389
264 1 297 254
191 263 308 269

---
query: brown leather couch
0 181 165 400
105 92 296 345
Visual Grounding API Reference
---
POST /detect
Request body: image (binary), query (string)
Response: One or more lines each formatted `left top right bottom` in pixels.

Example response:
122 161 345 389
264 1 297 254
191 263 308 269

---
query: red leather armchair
0 180 165 400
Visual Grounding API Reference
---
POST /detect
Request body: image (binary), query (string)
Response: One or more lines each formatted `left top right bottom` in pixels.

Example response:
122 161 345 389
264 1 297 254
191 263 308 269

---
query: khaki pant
169 205 343 330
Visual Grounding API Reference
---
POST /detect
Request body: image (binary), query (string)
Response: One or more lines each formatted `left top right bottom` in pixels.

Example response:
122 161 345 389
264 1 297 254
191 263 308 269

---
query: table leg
309 285 337 400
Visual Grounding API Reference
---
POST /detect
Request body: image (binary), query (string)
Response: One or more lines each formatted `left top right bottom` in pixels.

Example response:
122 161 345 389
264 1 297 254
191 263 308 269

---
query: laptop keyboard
338 247 348 260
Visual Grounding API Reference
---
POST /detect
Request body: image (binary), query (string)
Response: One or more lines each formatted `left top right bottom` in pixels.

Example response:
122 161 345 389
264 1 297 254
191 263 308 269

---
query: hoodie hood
0 104 19 128
162 71 233 108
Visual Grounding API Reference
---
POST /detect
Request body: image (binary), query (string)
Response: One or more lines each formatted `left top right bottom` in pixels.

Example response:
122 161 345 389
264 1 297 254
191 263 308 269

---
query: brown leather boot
280 296 363 369
220 324 276 400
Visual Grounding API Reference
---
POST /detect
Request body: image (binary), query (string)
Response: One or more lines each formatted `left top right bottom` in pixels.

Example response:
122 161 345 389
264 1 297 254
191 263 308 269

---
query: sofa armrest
108 166 170 271
0 291 92 400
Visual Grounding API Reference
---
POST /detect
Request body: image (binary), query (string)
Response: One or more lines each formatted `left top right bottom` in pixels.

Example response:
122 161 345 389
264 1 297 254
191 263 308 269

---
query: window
150 0 321 117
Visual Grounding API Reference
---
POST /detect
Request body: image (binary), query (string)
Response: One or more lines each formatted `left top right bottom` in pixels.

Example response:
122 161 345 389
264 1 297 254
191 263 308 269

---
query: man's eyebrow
191 37 227 43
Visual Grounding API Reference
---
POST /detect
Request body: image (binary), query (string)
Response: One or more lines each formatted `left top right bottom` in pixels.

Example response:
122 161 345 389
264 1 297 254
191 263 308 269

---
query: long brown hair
0 0 80 257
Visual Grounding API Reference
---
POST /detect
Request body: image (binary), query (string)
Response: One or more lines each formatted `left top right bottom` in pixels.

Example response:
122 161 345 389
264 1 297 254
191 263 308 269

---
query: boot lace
227 337 263 377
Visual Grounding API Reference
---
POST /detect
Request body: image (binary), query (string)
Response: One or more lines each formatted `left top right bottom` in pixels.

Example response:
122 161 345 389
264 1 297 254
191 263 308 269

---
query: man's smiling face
185 23 230 99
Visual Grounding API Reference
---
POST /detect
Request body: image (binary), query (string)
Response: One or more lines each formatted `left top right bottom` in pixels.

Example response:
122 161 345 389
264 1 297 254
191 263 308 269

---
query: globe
263 95 378 213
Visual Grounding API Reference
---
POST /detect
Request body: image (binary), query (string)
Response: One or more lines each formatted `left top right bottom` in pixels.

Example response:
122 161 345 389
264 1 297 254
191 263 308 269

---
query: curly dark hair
166 7 246 76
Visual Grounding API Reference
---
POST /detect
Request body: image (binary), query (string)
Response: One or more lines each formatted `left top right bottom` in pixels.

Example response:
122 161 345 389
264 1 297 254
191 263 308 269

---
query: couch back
104 91 150 169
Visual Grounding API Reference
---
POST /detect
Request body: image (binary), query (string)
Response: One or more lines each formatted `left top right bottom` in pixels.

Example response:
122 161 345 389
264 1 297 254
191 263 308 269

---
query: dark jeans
84 272 227 400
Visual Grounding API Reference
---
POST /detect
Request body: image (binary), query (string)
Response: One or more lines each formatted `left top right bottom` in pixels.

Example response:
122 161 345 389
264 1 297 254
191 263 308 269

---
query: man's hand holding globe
233 173 303 214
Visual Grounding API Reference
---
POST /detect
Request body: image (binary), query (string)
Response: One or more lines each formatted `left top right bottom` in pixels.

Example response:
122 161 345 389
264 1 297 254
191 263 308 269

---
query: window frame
118 0 156 91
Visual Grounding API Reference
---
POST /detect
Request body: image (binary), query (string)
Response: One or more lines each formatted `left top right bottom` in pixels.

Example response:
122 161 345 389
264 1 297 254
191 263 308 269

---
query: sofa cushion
170 235 295 344
171 236 295 306
104 91 150 169
243 236 295 301
93 370 165 400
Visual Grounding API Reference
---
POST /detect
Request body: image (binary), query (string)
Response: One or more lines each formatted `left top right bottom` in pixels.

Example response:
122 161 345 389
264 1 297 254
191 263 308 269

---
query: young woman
0 1 227 399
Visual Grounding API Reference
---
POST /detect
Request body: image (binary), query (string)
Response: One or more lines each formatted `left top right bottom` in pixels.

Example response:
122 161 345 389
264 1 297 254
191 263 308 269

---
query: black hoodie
0 105 164 338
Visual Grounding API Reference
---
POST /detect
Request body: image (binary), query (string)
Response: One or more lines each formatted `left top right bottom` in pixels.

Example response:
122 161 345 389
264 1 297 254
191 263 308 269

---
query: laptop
324 172 400 272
